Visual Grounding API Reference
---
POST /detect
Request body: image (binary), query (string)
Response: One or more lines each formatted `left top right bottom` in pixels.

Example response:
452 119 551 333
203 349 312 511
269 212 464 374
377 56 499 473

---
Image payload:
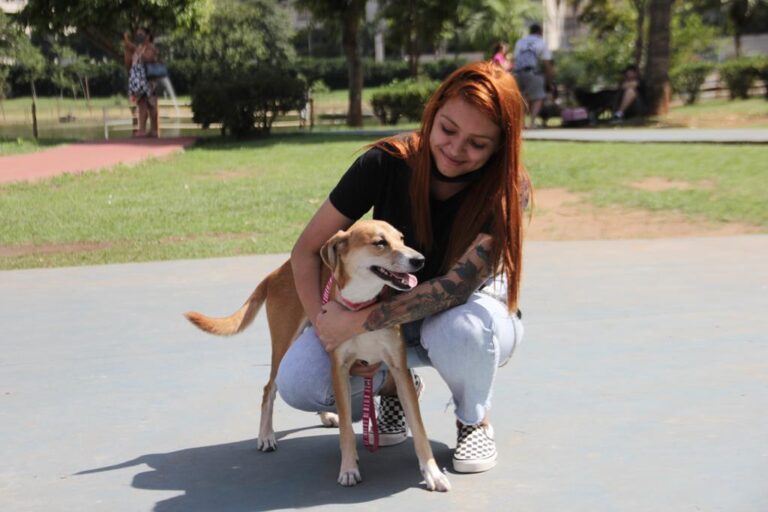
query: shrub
421 58 467 81
297 57 410 89
755 55 768 100
719 58 760 100
670 62 715 105
191 67 307 137
370 78 439 125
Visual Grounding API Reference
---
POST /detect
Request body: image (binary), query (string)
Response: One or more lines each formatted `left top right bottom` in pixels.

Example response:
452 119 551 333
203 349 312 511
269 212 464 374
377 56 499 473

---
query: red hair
373 61 531 311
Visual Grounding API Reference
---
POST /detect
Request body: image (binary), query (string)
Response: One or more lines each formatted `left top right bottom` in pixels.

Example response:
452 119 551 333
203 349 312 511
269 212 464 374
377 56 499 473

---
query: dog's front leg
331 355 361 486
389 364 451 492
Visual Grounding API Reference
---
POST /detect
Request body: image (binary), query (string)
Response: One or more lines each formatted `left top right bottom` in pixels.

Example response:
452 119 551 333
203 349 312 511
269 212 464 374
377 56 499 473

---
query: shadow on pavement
76 427 452 512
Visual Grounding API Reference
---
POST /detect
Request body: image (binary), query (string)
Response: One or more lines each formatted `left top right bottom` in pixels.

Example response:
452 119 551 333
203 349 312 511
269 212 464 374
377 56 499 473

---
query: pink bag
561 107 588 123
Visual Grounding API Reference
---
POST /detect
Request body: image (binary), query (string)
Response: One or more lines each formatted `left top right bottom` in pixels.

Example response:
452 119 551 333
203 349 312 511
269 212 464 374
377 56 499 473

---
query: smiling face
429 97 501 179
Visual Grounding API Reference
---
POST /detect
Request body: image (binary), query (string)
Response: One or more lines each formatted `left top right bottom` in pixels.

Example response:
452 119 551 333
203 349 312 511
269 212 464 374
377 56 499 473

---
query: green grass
524 142 767 225
662 97 768 128
0 138 70 156
1 134 766 270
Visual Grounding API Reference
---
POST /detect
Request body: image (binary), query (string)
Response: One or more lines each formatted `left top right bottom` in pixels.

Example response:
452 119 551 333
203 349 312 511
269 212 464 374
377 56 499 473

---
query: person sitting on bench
612 65 646 122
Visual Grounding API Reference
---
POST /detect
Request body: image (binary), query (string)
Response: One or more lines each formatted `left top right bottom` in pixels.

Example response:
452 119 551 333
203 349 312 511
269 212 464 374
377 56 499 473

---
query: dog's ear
320 230 349 271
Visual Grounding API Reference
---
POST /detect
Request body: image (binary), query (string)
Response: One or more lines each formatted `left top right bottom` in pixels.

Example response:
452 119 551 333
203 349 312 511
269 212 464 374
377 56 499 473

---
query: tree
575 0 646 65
644 0 673 115
296 0 367 127
379 0 460 78
168 0 296 79
724 0 759 57
20 0 212 60
461 0 542 51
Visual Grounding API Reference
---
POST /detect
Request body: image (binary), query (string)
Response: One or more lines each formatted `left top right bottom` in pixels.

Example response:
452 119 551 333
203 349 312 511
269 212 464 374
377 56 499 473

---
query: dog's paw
318 411 339 428
337 467 362 487
421 463 451 492
256 434 277 452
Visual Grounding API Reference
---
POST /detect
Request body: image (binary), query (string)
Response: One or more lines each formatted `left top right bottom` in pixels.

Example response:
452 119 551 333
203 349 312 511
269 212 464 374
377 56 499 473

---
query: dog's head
321 220 424 302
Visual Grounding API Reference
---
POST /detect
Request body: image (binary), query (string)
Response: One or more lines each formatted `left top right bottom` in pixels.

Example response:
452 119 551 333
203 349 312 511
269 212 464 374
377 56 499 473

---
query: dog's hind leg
257 380 278 451
389 358 451 492
256 291 306 452
318 411 339 427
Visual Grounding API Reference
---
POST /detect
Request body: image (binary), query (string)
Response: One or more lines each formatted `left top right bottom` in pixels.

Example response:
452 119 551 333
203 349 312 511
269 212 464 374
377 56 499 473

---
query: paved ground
2 235 767 512
0 137 196 184
522 127 768 143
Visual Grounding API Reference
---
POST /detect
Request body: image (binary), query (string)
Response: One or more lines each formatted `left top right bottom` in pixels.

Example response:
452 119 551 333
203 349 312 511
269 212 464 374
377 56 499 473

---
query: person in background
612 64 646 123
512 24 554 129
490 42 512 72
123 27 160 137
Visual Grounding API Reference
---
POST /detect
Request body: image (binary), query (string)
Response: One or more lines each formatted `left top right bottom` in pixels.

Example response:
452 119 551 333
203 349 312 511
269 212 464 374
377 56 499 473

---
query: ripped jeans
275 287 523 425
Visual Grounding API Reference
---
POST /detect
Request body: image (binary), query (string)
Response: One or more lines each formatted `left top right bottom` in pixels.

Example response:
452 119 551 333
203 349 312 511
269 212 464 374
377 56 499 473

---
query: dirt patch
0 233 258 258
204 169 258 181
525 188 764 241
0 241 114 258
629 177 714 192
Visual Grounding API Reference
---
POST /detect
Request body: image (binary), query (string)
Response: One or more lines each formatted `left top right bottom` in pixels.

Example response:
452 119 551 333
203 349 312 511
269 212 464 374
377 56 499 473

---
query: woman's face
429 97 501 178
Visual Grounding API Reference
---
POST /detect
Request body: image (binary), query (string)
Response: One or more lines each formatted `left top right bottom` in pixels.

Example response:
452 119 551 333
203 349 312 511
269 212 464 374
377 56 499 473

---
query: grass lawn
1 133 765 270
661 98 768 128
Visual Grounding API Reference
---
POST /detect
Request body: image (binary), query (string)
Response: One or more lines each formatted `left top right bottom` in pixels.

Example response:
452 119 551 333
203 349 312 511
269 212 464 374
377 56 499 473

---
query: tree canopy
20 0 213 58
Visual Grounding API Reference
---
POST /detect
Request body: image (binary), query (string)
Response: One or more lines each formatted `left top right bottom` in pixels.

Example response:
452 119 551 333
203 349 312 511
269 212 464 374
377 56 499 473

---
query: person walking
276 62 529 474
513 24 554 129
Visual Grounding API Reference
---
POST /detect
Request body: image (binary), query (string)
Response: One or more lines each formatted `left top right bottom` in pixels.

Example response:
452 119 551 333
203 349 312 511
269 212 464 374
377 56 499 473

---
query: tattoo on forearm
363 242 494 332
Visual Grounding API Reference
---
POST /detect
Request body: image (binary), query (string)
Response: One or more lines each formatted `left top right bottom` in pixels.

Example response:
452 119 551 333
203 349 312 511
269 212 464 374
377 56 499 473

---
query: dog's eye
373 239 388 247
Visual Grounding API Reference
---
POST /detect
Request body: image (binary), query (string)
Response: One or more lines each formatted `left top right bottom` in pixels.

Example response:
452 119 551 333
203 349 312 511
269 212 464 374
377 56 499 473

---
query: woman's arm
291 199 354 325
315 233 494 350
143 42 159 64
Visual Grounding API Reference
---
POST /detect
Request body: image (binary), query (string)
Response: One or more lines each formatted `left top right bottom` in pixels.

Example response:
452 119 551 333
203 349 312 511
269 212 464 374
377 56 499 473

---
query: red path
0 137 197 184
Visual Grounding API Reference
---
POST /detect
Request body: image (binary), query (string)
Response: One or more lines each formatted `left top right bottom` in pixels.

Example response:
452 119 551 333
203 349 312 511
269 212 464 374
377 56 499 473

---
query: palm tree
297 0 367 127
644 0 673 115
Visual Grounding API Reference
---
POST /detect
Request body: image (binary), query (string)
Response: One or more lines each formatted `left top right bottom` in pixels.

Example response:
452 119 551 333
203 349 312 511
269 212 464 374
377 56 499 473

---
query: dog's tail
184 277 270 336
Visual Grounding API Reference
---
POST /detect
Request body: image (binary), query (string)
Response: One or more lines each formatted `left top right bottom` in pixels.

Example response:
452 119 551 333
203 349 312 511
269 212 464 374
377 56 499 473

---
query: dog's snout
410 256 425 270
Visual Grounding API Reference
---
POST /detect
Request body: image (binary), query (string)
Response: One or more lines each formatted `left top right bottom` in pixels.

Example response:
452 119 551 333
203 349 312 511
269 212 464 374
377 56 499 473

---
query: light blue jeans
275 287 523 425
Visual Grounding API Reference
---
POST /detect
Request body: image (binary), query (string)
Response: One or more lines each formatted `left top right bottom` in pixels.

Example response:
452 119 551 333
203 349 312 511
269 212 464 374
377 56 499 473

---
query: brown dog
185 219 450 491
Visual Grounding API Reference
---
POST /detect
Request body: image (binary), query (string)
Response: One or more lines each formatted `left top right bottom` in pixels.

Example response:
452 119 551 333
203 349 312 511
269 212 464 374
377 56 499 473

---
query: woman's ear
320 230 349 271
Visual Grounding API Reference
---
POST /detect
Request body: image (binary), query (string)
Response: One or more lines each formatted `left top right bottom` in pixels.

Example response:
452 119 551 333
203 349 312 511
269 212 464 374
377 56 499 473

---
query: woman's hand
314 301 365 352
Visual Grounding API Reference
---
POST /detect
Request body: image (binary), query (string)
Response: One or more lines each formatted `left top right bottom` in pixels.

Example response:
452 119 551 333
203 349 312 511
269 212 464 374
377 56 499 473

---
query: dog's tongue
405 273 418 289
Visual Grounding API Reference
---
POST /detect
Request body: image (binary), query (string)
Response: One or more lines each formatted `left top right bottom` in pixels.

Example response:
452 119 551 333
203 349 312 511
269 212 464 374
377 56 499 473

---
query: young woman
276 61 530 473
123 28 160 137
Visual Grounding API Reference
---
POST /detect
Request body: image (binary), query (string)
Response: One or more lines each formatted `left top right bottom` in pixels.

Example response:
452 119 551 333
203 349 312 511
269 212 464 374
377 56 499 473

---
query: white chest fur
333 328 402 366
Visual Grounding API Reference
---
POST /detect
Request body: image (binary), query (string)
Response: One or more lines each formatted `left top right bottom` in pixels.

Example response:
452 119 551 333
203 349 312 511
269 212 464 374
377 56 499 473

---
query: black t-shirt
329 147 474 283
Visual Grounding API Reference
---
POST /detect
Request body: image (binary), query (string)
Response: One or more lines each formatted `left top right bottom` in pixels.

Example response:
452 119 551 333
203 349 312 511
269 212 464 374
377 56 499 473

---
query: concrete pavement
522 128 768 143
1 236 767 511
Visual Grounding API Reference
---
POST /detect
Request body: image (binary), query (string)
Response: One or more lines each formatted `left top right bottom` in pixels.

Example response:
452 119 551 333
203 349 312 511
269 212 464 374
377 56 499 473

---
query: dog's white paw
318 411 339 428
337 467 362 487
421 463 451 492
256 434 277 452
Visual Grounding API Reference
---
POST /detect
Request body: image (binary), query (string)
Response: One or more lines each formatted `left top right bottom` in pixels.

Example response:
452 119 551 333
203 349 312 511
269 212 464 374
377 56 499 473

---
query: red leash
322 276 379 452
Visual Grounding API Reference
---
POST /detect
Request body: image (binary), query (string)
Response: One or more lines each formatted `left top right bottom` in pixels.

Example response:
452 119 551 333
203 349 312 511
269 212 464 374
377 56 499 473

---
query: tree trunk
643 0 673 116
733 32 742 58
342 3 364 127
632 0 646 66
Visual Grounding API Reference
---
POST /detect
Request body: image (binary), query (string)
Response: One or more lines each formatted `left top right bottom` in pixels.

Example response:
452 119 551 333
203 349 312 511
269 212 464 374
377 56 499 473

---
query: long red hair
373 61 531 311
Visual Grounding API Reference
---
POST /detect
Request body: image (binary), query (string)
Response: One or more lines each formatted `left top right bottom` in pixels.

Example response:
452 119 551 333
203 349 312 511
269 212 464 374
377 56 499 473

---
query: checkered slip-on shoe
377 371 423 447
452 423 498 473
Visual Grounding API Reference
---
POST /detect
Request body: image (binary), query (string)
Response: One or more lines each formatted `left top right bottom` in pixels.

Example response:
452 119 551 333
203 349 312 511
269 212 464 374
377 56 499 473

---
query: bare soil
525 187 763 241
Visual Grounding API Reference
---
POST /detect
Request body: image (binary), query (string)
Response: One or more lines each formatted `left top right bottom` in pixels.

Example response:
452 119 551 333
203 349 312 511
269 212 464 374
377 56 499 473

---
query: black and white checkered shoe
377 371 423 446
452 423 498 473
